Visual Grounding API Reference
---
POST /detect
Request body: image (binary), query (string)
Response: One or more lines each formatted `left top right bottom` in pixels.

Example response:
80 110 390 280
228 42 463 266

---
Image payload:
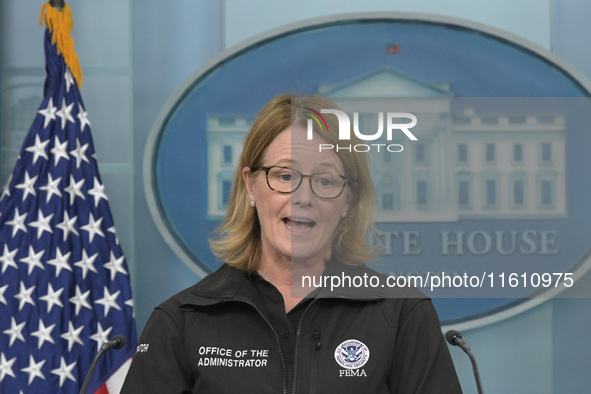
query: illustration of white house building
206 67 566 222
206 115 252 219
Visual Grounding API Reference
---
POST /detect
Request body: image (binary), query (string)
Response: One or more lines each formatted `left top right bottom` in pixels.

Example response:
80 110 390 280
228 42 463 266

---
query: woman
121 94 462 393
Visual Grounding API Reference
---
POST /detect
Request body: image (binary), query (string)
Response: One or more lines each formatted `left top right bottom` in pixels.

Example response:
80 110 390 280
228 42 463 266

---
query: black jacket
121 262 462 393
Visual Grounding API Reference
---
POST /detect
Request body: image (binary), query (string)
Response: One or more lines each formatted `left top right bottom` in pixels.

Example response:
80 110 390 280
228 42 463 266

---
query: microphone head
111 335 127 349
445 330 462 346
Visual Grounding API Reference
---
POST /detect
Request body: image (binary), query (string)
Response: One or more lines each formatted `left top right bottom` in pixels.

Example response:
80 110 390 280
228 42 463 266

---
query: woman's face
243 126 349 267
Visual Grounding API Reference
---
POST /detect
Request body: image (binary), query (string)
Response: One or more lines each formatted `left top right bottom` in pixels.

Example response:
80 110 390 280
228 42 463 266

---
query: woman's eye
276 172 292 182
318 177 336 187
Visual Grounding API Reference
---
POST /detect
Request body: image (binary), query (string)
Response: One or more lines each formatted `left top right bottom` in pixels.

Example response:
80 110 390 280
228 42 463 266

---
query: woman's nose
292 177 314 206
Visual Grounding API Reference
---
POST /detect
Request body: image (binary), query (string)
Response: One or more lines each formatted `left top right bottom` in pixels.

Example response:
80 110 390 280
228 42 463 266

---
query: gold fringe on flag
39 2 83 88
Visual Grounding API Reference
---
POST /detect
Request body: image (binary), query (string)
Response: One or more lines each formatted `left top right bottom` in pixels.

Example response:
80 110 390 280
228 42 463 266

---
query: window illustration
417 180 427 205
223 145 232 164
485 143 495 163
513 144 523 163
541 142 552 163
459 179 470 207
458 143 468 163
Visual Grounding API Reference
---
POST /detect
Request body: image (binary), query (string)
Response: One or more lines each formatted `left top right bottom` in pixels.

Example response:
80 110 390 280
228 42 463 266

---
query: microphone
79 335 127 394
445 330 484 394
104 335 127 350
445 329 470 353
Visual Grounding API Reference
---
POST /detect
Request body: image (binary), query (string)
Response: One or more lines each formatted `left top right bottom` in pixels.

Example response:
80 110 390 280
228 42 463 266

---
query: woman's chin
289 247 328 266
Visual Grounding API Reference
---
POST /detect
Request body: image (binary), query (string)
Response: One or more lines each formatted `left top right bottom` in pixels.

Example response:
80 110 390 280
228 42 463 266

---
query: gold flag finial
39 2 83 88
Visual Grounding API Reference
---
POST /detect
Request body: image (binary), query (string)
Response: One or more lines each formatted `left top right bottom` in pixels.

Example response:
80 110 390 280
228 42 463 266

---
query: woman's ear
242 167 255 201
344 183 352 213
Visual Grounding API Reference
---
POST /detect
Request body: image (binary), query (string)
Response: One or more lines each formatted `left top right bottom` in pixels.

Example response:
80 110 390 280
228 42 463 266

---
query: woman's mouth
283 217 316 233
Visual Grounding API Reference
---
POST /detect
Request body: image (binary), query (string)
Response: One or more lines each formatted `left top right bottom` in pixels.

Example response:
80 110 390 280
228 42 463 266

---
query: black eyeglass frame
251 165 349 199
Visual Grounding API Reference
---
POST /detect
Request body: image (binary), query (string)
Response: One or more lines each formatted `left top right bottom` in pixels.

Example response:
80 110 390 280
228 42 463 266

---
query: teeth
285 218 314 232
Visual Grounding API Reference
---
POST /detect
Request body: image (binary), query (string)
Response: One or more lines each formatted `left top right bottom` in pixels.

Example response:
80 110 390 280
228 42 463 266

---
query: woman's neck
257 255 326 312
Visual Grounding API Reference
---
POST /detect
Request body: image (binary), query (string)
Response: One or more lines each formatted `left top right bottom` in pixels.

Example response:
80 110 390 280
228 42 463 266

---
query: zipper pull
313 329 321 350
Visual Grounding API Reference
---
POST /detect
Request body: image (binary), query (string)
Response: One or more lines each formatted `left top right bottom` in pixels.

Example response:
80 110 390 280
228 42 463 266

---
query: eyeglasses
252 166 349 199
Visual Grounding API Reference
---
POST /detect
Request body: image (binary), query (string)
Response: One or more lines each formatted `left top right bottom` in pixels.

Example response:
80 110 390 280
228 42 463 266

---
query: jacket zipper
290 298 319 394
313 328 321 350
223 298 289 394
290 296 380 394
222 296 380 393
309 328 321 394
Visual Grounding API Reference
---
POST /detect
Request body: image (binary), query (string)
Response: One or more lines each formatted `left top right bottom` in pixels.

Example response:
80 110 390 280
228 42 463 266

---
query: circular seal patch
334 339 370 369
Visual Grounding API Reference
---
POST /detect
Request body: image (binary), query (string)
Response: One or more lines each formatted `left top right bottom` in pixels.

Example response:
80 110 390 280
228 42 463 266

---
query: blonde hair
209 94 379 271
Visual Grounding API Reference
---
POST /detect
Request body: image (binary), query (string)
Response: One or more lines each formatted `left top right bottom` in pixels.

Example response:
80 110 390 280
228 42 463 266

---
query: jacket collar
179 261 397 308
179 264 250 307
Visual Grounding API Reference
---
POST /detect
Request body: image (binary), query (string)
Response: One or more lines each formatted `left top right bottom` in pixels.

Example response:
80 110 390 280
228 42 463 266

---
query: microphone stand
446 330 484 394
79 335 127 394
79 344 110 394
464 345 484 394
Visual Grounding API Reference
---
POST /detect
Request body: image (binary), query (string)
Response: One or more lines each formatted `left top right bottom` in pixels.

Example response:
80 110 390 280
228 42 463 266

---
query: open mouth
283 217 316 233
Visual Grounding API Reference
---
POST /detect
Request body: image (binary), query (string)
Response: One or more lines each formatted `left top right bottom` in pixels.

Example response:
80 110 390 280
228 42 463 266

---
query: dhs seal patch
334 339 370 369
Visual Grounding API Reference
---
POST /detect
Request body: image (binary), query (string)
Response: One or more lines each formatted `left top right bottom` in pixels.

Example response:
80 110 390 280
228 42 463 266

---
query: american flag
385 43 402 55
0 8 136 394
